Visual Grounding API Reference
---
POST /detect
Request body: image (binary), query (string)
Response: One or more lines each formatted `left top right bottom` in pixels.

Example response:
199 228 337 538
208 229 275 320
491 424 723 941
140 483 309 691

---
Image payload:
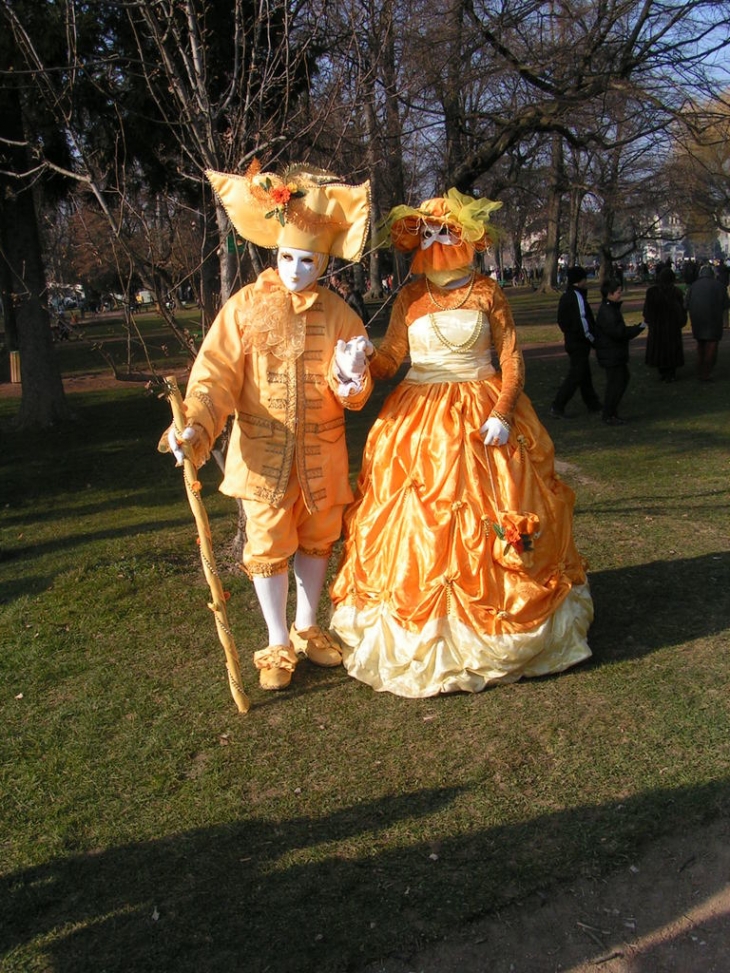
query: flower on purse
493 511 540 555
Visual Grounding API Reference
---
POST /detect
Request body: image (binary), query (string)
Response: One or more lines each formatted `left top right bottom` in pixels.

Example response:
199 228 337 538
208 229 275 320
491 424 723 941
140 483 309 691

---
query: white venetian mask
276 248 325 292
420 221 459 250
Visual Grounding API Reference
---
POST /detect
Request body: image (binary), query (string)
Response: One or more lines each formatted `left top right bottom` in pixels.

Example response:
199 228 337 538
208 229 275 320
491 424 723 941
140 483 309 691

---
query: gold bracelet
490 409 511 428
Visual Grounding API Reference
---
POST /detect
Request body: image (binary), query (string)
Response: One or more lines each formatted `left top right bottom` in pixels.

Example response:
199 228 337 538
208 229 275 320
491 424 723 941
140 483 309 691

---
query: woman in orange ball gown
329 189 593 697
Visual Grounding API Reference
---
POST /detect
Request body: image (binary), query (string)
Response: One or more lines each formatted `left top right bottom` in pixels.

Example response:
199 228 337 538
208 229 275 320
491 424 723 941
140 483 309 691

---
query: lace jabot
234 267 319 362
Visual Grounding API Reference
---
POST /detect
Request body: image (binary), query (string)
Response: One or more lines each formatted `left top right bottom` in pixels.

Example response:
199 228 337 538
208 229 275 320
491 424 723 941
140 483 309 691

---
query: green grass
22 307 202 382
1 291 729 972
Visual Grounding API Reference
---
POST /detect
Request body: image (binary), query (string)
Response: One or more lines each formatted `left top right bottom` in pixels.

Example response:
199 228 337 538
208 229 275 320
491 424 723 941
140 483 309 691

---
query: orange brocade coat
180 269 372 512
329 275 593 697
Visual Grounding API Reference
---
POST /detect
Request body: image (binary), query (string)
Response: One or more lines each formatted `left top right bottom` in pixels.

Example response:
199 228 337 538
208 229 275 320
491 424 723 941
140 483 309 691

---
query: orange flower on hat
270 185 292 206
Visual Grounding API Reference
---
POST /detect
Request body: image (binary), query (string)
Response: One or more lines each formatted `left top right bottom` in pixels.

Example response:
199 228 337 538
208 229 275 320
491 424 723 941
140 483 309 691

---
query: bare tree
407 1 730 281
118 0 327 301
668 92 730 240
305 0 410 296
0 7 70 428
0 0 331 425
446 1 730 184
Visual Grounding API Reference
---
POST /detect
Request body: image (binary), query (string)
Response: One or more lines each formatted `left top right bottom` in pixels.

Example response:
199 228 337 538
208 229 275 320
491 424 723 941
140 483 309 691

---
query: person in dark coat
594 277 645 425
642 266 687 382
341 280 369 325
684 264 729 381
550 266 602 417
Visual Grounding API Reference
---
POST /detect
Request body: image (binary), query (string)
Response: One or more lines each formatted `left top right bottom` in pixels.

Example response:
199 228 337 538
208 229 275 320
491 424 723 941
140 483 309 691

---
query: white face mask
420 221 459 250
276 248 324 292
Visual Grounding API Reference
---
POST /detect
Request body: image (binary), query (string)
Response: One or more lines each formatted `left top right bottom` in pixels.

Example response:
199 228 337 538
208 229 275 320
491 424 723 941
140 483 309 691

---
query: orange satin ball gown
329 275 593 697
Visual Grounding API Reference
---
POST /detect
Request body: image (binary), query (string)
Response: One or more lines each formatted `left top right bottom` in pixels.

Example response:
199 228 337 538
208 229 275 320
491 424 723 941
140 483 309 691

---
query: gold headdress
206 162 371 260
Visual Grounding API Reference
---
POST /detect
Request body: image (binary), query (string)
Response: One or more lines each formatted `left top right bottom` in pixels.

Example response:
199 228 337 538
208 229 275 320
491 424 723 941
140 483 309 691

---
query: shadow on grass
2 781 729 973
0 389 178 501
0 520 198 603
587 550 730 664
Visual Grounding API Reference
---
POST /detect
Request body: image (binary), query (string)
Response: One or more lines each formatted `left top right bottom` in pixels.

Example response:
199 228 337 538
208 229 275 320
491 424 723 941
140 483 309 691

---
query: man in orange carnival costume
163 163 373 690
329 189 593 698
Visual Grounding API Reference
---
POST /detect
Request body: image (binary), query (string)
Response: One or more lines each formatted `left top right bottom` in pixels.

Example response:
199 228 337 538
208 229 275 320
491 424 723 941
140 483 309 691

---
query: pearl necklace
426 270 476 310
429 311 484 352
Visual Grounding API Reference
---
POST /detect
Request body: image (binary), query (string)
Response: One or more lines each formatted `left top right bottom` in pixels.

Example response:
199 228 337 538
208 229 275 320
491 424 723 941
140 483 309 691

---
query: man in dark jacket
684 264 729 381
594 277 645 425
551 266 602 417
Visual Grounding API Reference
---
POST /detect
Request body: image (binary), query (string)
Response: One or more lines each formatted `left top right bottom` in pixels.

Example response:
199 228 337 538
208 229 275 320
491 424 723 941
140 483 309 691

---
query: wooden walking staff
162 375 250 714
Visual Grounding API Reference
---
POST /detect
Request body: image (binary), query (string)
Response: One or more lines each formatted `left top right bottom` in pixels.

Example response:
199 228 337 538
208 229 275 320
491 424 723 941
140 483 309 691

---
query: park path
358 815 730 973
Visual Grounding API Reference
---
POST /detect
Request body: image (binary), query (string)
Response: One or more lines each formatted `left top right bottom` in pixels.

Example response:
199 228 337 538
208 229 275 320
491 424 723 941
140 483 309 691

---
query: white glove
335 337 373 386
480 416 510 447
167 424 199 464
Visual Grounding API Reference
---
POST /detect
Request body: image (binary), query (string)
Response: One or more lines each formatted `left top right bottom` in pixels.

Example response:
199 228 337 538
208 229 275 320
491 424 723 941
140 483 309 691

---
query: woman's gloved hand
480 415 510 447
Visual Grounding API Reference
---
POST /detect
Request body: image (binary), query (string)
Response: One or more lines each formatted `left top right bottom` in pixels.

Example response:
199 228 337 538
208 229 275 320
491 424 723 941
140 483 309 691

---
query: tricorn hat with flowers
206 161 371 261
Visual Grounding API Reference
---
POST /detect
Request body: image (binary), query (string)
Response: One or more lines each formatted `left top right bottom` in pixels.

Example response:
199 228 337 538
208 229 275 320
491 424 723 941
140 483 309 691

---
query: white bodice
404 309 496 383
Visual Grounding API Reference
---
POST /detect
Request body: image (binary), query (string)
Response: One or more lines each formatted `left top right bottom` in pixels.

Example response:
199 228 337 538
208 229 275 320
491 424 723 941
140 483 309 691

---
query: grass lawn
1 287 729 972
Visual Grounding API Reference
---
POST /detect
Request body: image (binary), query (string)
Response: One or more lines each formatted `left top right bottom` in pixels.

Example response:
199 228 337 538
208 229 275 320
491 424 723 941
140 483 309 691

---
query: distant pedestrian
642 266 687 382
683 259 699 285
684 264 729 381
719 261 730 331
550 266 602 418
716 260 729 289
334 276 369 325
594 277 645 425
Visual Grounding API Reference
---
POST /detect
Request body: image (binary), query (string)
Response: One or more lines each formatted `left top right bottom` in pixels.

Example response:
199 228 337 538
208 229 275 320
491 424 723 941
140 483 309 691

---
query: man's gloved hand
335 336 373 397
480 416 510 447
335 336 373 380
167 424 199 464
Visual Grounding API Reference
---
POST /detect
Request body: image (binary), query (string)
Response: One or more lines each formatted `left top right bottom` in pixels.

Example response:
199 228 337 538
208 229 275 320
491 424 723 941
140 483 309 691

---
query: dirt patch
359 817 730 973
0 372 130 399
0 370 188 399
555 459 601 488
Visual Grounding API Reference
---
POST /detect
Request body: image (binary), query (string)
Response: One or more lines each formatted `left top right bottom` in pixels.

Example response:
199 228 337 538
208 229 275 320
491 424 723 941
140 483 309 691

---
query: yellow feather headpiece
383 188 502 253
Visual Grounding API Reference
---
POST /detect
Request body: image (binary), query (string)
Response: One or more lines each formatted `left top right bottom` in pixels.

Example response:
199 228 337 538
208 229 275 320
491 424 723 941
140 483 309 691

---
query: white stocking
293 552 329 631
252 573 290 646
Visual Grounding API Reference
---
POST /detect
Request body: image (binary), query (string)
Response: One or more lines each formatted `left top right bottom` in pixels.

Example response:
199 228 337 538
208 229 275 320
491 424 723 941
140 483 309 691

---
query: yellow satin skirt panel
329 376 593 697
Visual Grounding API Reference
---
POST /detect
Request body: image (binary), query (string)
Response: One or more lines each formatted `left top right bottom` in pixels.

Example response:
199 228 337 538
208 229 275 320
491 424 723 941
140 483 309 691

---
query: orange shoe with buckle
289 625 342 667
253 644 298 690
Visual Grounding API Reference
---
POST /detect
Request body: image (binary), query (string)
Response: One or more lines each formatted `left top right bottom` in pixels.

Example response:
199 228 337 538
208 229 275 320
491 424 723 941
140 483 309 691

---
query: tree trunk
599 211 615 282
4 187 70 427
538 136 564 293
599 148 621 283
0 79 69 428
513 239 524 276
442 0 468 184
214 199 240 304
567 186 584 267
0 257 19 352
541 192 562 292
363 68 383 299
